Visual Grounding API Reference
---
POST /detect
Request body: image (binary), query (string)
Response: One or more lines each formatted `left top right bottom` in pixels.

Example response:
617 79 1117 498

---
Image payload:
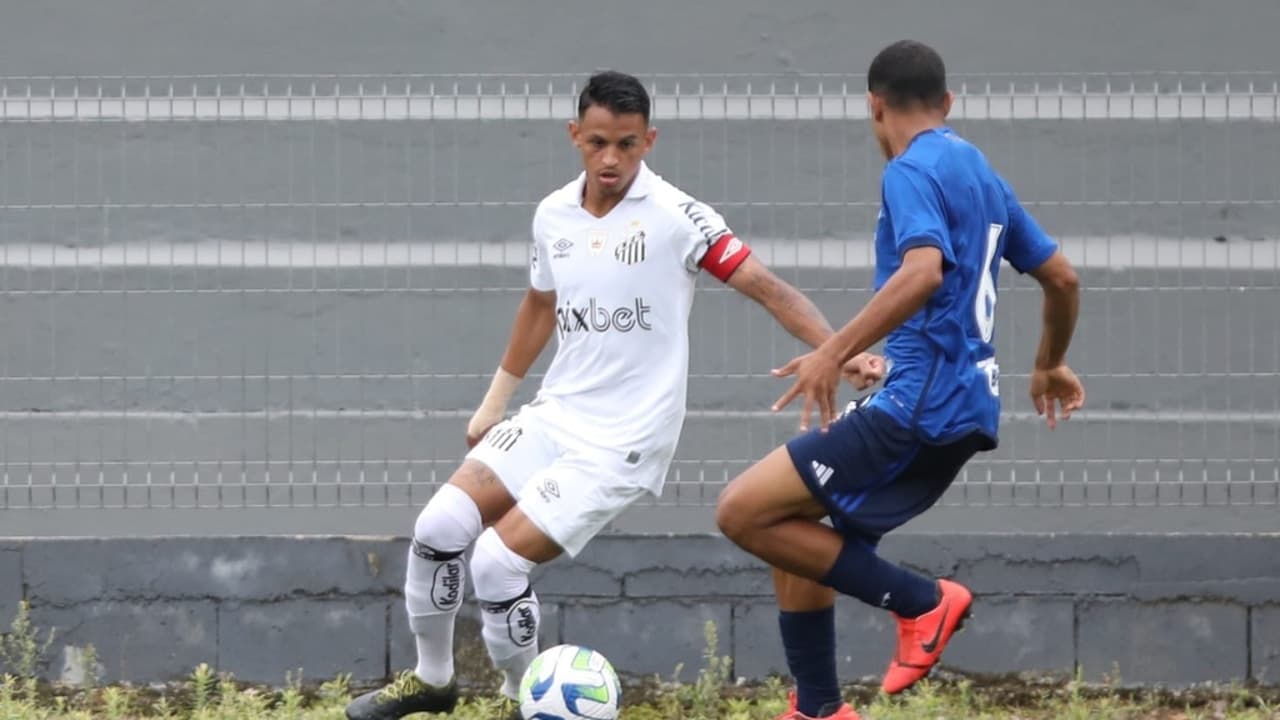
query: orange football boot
776 691 862 719
881 578 973 694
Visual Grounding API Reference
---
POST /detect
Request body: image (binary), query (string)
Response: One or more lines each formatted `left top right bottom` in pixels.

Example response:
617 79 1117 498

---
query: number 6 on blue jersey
975 223 1002 345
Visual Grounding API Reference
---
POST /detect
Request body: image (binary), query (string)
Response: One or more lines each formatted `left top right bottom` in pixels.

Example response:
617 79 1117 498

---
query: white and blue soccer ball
518 644 622 720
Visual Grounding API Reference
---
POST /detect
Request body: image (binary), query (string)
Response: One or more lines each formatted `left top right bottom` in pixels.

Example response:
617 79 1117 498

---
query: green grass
3 672 1279 720
1 606 1277 719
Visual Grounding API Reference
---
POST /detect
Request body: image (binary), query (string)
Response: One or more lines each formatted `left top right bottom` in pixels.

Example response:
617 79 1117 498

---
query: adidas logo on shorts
811 461 834 487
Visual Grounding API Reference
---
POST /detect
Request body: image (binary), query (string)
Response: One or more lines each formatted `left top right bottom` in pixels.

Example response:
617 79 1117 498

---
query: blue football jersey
868 127 1058 447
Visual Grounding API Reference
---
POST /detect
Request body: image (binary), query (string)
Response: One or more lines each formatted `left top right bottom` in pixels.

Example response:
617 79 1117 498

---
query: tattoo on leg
453 460 500 489
449 461 515 526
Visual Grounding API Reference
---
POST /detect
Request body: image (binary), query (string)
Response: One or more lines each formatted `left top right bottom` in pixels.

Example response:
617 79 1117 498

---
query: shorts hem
517 502 583 558
919 426 998 451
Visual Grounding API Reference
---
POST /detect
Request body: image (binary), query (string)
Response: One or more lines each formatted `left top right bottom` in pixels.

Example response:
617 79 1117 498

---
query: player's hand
467 367 520 447
771 347 843 433
464 424 496 449
465 409 504 448
1029 364 1085 430
842 352 886 390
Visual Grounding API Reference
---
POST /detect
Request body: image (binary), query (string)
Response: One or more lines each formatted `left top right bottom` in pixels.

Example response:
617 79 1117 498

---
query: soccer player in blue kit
716 40 1086 720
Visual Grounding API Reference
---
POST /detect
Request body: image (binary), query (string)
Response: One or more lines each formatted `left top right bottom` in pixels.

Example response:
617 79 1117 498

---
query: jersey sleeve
882 162 955 268
676 197 752 282
529 210 555 291
1000 179 1059 274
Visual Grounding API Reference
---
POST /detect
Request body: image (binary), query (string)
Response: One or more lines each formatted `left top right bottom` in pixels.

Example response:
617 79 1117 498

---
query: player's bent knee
413 483 483 552
471 528 541 669
404 485 483 624
715 481 758 547
470 527 535 602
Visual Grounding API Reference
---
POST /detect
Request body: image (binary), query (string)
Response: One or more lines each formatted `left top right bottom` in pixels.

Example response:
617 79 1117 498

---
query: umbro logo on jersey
811 461 834 487
615 230 647 265
553 238 574 259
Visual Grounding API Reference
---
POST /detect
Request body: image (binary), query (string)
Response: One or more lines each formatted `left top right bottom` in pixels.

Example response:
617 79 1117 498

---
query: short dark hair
867 40 948 110
578 71 651 124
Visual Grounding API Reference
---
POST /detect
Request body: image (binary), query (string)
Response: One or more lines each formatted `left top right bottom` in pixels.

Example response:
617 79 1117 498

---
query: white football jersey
526 162 749 468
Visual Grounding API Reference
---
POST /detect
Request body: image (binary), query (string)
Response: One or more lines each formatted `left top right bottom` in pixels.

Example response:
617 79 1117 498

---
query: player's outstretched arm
466 287 557 447
724 256 886 390
772 246 944 430
1026 251 1084 429
813 245 944 368
724 255 833 348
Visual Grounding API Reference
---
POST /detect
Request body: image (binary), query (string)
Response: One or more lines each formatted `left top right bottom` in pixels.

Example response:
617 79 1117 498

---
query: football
517 644 622 720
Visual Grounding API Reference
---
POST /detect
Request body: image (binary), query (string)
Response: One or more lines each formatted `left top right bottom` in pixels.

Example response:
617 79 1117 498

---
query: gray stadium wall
2 0 1278 77
1 0 1279 698
1 533 1278 689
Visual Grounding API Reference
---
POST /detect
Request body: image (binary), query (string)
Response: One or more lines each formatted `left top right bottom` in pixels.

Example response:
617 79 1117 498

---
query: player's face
569 105 657 199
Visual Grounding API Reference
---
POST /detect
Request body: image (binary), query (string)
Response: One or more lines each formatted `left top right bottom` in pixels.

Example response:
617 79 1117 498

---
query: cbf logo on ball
556 298 652 334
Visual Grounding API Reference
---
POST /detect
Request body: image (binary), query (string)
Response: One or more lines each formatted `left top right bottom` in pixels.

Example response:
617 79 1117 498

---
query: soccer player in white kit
345 70 885 720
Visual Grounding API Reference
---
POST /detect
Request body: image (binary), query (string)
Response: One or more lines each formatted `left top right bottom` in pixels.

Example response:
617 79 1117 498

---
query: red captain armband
698 233 752 282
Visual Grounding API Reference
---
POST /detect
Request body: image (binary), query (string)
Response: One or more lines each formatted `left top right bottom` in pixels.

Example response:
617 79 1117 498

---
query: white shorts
464 403 671 557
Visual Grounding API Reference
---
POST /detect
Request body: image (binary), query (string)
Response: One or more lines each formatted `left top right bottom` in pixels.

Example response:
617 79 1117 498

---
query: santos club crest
615 225 647 265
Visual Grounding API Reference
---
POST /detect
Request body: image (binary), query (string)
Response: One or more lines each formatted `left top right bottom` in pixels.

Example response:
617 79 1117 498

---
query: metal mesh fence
0 73 1276 511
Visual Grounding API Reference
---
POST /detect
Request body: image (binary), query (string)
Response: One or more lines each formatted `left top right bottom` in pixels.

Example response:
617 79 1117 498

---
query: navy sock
820 537 940 618
779 607 841 717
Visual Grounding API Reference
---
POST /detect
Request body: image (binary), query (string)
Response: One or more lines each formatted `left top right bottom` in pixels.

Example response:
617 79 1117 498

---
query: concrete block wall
0 534 1276 688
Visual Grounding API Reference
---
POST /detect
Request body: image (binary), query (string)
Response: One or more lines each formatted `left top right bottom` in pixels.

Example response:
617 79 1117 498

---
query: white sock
404 485 482 687
486 590 541 698
407 547 460 689
471 528 541 699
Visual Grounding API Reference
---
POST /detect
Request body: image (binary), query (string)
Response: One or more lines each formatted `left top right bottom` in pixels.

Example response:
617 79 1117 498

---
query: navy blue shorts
785 396 986 544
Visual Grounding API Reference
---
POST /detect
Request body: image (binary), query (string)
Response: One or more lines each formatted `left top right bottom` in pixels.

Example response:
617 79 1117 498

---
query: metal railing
0 72 1275 511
